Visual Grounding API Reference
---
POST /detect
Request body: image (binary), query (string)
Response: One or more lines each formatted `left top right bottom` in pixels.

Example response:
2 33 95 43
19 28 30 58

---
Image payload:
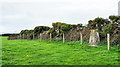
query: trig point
89 29 100 46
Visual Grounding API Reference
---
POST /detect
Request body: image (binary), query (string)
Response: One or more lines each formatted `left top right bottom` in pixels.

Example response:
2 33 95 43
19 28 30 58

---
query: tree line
7 15 120 45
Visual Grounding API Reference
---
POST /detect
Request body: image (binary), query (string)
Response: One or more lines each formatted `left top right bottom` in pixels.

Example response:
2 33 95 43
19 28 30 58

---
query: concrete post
89 29 99 46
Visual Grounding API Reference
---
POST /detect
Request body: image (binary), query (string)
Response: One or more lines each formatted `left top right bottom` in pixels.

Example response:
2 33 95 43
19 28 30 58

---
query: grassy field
1 36 119 65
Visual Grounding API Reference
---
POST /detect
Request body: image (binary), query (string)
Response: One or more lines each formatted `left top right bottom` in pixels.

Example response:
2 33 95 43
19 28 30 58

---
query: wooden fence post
80 32 83 45
33 32 34 40
27 34 28 39
17 35 19 39
38 34 39 39
23 34 24 39
107 33 110 50
20 34 21 39
40 33 41 41
63 33 65 43
50 33 52 41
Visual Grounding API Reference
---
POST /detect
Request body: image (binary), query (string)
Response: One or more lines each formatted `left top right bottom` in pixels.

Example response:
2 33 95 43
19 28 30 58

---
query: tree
87 20 96 29
109 15 119 24
51 22 73 37
88 17 110 32
94 17 108 32
34 26 50 36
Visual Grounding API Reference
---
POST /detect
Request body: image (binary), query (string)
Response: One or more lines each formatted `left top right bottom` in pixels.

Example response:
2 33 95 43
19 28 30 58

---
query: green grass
1 36 119 65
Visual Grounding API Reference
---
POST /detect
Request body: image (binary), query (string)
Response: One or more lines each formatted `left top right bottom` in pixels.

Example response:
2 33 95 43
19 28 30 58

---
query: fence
7 28 119 51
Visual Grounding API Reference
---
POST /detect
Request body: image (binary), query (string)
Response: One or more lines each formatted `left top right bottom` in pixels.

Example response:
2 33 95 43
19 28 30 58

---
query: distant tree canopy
10 34 19 36
109 15 119 24
87 17 110 32
51 22 72 33
1 33 13 36
8 15 120 45
17 15 120 38
34 26 50 36
20 30 34 34
88 16 120 31
47 22 83 37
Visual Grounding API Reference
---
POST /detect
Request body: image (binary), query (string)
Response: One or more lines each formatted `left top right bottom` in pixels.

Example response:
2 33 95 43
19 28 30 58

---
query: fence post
27 34 28 39
17 35 19 39
63 33 65 43
50 33 52 41
40 33 42 41
33 32 34 40
23 34 24 39
107 33 110 50
80 32 83 45
38 34 39 39
20 34 21 39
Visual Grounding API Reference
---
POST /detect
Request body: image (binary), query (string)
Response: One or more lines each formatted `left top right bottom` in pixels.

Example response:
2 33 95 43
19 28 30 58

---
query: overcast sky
0 0 119 34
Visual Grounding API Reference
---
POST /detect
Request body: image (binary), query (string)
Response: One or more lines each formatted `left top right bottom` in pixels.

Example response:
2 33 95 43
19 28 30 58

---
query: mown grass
1 36 119 65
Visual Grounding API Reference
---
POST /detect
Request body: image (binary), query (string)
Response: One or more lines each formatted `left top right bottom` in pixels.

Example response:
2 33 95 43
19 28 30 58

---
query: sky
0 0 119 34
